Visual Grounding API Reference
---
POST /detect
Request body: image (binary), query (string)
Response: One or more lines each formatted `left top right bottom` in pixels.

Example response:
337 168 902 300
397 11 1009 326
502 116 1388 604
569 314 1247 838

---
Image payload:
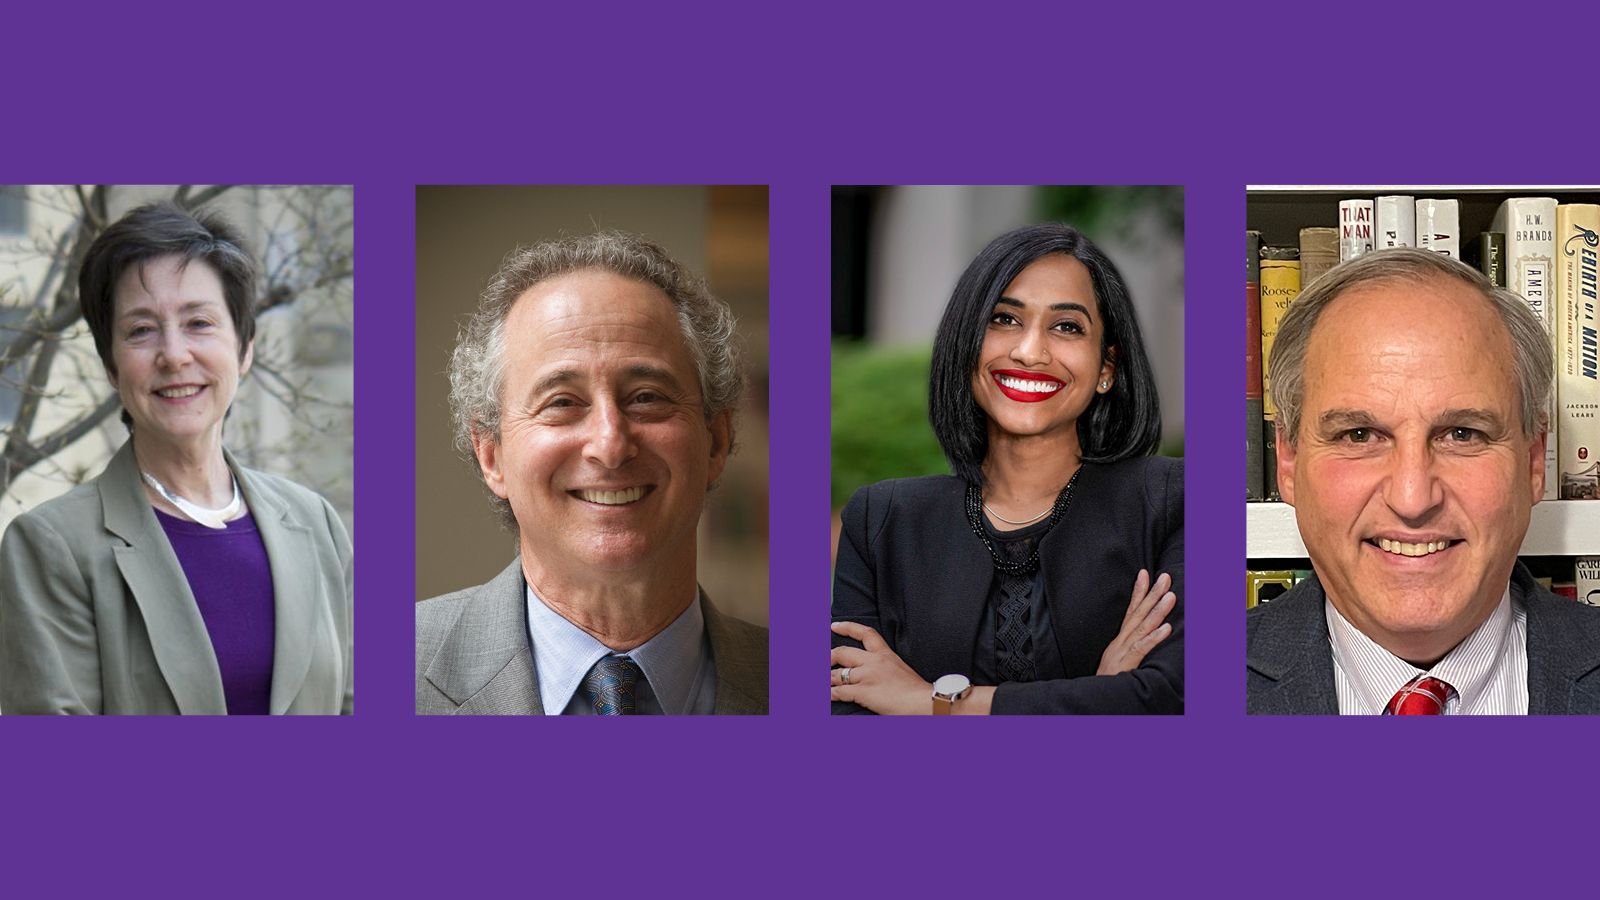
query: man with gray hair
417 231 767 715
1248 247 1600 715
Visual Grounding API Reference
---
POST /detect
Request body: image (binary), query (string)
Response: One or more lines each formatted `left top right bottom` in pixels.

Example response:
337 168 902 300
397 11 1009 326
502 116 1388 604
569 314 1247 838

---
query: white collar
1326 585 1516 714
523 583 706 715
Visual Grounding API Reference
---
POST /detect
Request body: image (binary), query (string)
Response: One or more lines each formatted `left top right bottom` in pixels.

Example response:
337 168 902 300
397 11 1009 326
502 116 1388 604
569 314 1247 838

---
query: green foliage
831 342 948 508
1034 185 1185 238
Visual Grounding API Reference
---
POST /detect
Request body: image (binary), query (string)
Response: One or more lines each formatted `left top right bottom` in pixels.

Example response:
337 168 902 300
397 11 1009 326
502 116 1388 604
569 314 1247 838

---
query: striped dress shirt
1327 586 1528 715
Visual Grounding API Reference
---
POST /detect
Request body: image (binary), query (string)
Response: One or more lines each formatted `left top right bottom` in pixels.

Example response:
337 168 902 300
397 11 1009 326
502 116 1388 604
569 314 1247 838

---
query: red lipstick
990 369 1064 403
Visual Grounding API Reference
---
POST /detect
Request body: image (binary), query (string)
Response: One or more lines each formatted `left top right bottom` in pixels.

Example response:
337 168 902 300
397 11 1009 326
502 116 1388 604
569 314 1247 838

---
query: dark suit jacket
1247 565 1600 714
831 456 1184 715
416 559 768 715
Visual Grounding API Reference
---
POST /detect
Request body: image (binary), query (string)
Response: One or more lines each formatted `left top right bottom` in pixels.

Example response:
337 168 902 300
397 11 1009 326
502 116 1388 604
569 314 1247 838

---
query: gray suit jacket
1247 564 1600 714
0 441 354 715
416 559 767 715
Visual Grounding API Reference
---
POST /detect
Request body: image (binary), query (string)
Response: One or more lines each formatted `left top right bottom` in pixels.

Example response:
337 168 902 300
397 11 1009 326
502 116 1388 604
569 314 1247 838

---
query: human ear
1098 345 1117 392
1275 424 1297 506
706 410 733 486
472 428 509 499
1528 426 1548 504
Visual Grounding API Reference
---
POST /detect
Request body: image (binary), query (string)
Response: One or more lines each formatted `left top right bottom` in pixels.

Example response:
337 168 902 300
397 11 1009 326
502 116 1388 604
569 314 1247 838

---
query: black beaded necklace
964 467 1082 577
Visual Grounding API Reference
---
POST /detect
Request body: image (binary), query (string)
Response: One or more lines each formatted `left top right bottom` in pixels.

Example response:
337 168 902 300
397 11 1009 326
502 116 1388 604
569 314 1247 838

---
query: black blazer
831 456 1183 714
1247 564 1600 715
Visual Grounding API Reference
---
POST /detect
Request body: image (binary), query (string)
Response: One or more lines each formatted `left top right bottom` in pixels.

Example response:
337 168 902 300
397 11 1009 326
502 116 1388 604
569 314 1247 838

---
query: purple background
6 4 1599 896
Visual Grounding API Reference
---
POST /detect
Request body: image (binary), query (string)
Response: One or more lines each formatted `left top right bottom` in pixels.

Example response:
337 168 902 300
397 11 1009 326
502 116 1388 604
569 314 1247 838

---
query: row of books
1246 559 1600 608
1246 195 1600 502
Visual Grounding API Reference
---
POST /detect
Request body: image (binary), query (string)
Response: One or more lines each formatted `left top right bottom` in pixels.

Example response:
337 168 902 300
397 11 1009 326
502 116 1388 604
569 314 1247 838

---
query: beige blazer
0 441 353 715
416 559 768 715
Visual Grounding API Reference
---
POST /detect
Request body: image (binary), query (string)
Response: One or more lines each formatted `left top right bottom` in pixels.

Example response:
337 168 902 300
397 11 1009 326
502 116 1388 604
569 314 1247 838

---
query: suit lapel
1247 578 1339 715
1521 571 1600 714
920 482 990 680
423 560 542 715
705 593 766 714
1039 465 1102 669
101 443 227 715
230 455 321 715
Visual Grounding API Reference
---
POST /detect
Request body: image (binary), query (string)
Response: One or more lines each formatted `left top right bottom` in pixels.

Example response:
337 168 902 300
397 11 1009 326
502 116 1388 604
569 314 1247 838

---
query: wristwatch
932 674 972 715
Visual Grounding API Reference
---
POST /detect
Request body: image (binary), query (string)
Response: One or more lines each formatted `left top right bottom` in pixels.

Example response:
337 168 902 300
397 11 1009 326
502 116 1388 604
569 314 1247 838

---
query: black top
832 456 1184 714
972 515 1064 685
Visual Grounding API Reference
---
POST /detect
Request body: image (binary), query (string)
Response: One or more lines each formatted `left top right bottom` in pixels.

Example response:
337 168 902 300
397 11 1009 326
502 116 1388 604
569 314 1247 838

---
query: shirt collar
1326 584 1514 714
524 583 707 715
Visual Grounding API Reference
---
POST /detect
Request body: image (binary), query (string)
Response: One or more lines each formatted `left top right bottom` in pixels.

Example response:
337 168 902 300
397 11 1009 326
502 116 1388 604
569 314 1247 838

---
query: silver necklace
981 500 1053 526
142 471 242 530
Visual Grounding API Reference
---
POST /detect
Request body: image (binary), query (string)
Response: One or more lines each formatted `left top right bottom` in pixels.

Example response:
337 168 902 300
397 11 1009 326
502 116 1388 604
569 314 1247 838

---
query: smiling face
473 269 730 585
969 254 1114 447
109 255 252 450
1277 276 1544 664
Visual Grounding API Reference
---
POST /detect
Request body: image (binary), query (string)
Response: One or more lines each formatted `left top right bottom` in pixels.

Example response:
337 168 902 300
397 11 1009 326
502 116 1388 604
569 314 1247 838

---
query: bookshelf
1246 185 1600 577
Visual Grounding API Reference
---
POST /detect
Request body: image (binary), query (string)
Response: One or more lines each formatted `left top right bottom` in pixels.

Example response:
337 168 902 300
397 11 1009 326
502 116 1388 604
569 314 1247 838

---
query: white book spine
1339 200 1374 262
1415 199 1459 257
1491 196 1560 500
1554 204 1600 501
1375 195 1415 248
1578 557 1600 606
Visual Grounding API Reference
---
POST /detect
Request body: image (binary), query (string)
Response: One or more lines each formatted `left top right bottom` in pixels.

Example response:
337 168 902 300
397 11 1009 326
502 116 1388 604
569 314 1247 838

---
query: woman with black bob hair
831 223 1182 714
0 202 353 715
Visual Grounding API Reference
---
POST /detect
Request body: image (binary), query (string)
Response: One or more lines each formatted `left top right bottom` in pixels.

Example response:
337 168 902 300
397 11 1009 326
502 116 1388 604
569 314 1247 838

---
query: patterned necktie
583 655 643 715
1384 674 1457 715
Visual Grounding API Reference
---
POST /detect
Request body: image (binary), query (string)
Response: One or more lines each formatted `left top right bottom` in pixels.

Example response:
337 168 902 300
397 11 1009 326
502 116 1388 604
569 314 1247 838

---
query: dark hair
78 202 258 376
928 223 1161 484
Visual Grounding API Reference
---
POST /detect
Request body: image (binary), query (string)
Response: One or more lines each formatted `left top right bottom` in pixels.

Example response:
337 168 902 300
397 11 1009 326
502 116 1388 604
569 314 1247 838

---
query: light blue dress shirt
525 584 716 715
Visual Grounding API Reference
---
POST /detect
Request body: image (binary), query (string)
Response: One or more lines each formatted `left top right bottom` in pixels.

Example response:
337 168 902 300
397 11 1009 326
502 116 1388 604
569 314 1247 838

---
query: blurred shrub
831 342 948 508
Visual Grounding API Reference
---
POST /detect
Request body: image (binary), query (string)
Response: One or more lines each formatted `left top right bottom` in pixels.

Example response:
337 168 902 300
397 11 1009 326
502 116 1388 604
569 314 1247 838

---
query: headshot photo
1246 185 1600 714
830 185 1184 715
415 185 769 716
0 185 355 715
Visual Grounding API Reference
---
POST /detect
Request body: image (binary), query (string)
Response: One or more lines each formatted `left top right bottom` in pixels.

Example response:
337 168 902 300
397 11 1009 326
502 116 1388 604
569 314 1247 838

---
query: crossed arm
829 569 1177 715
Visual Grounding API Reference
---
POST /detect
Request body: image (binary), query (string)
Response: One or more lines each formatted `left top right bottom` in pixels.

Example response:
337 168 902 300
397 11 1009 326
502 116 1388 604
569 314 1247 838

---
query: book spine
1246 231 1265 501
1492 197 1559 500
1298 227 1339 288
1259 247 1301 502
1339 200 1374 262
1247 570 1297 608
1483 232 1506 286
1555 203 1600 500
1375 195 1416 248
1416 198 1460 257
1578 557 1600 606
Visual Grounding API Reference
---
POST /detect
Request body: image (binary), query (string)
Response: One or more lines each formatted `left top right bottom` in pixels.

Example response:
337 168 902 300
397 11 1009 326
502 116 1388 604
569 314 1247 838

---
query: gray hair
448 230 743 524
1269 246 1552 445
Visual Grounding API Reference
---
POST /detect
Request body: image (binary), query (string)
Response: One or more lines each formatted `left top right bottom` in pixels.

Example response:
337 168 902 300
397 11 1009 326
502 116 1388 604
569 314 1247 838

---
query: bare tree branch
6 326 62 448
2 185 352 511
179 185 231 209
0 392 120 494
0 302 84 372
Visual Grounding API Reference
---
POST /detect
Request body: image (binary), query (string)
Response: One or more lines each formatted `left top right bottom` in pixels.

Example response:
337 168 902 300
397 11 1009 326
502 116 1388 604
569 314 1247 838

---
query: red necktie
1384 675 1457 715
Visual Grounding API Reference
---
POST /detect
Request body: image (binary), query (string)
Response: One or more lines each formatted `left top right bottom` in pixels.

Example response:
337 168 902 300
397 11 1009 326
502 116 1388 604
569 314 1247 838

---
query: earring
1099 381 1110 390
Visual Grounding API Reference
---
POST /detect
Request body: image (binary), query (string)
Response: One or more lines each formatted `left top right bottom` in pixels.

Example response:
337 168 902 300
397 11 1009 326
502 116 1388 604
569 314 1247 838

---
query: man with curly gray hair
417 231 767 715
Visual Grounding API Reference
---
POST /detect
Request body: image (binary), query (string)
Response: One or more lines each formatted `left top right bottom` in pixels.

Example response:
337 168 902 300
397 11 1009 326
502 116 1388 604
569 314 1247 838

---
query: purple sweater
155 508 276 715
